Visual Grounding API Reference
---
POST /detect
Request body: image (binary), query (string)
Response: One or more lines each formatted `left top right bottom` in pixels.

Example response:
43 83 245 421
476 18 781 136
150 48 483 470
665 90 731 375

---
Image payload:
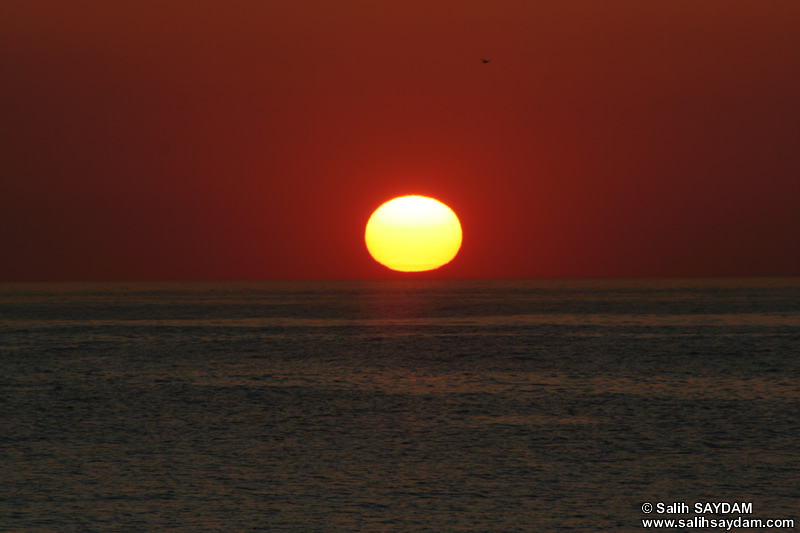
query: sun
365 195 462 272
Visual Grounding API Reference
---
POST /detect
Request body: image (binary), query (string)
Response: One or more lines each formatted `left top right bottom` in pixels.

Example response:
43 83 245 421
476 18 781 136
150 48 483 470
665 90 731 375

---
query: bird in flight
481 58 491 64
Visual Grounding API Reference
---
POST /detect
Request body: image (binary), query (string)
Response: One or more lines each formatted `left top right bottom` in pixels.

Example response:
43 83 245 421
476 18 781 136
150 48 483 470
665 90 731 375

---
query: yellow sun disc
365 195 463 272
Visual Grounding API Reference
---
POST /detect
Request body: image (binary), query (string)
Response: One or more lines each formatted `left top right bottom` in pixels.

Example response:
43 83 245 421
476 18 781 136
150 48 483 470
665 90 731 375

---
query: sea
1 278 798 532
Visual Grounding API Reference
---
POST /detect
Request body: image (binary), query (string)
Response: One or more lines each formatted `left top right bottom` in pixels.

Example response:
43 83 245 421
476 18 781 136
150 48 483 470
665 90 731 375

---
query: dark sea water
1 279 798 532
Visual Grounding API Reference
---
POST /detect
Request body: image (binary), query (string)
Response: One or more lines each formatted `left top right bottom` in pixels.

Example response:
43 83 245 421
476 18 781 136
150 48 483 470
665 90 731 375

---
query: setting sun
365 195 462 272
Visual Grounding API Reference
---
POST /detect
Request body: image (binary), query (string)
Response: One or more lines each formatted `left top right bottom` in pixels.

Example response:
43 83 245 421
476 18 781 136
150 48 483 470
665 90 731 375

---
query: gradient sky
2 1 799 280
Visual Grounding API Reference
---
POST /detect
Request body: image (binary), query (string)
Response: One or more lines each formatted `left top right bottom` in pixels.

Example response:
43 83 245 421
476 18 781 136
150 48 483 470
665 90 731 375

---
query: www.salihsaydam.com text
642 516 795 529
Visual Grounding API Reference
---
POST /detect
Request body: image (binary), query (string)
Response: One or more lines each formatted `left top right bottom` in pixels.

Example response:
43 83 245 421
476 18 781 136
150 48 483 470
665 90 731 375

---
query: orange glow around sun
365 195 462 272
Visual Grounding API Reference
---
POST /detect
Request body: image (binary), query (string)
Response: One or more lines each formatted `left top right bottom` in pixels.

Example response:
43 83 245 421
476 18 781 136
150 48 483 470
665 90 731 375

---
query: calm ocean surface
1 278 798 532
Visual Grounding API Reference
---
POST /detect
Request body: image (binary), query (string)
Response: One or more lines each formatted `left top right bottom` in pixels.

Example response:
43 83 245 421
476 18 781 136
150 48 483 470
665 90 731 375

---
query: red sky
2 0 799 280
